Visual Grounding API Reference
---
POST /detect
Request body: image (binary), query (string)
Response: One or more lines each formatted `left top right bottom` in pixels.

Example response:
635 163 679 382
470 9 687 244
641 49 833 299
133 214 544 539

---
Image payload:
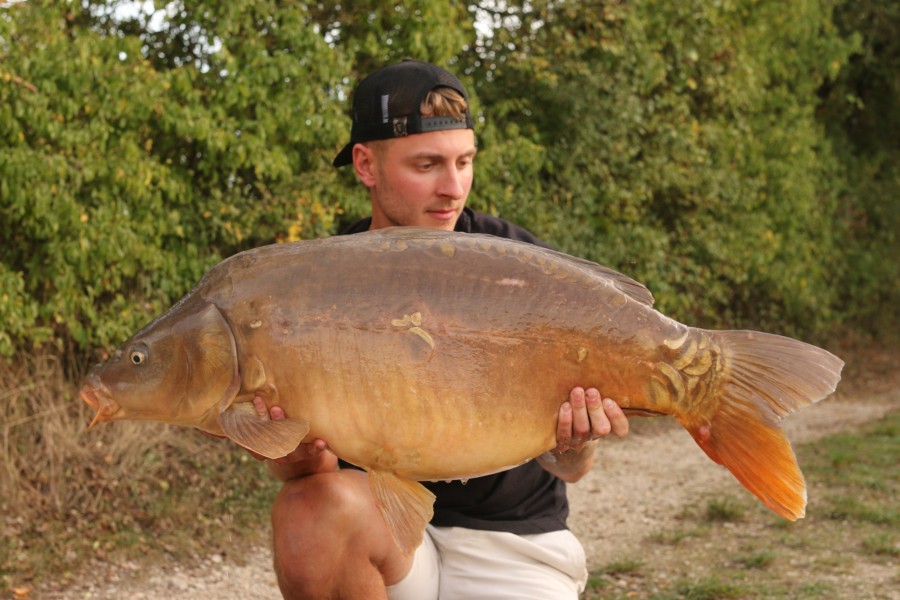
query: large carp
80 227 843 553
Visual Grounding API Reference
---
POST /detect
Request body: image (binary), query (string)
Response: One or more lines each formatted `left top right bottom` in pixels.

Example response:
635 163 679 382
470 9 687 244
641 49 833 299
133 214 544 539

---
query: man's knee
272 470 372 549
271 471 374 588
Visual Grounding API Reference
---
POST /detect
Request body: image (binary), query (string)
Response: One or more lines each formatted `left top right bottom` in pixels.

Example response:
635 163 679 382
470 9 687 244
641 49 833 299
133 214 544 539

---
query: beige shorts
386 525 588 600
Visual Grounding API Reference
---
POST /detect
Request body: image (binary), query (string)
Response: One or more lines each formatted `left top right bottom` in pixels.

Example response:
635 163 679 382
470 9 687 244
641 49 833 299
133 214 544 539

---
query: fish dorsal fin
372 227 655 307
367 470 435 555
218 401 310 459
565 256 655 307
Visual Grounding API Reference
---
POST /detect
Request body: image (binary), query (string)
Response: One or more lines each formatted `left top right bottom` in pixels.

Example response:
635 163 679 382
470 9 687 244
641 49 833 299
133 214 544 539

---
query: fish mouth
79 381 121 430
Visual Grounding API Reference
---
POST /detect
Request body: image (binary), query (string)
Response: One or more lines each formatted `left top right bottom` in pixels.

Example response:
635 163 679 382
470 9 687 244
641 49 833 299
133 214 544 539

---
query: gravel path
43 386 898 599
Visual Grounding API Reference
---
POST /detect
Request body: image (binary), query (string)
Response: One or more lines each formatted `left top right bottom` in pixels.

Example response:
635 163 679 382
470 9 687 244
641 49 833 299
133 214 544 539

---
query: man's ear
353 143 377 188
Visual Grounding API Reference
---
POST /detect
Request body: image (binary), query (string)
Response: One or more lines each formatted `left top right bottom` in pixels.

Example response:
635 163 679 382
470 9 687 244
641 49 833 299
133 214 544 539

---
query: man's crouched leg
271 469 414 600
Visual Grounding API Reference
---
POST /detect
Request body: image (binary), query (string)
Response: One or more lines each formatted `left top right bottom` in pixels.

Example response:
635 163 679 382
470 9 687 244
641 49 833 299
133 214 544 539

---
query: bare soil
37 345 900 599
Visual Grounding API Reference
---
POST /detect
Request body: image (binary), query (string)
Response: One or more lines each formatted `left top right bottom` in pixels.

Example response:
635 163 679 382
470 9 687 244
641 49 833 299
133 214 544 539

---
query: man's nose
437 166 466 198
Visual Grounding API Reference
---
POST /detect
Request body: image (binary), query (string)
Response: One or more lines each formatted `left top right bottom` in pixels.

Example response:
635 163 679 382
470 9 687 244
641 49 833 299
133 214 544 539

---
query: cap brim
332 142 354 167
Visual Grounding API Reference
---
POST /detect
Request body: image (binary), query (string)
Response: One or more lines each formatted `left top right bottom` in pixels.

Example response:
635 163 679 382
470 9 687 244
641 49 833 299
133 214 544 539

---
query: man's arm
536 387 629 483
266 440 336 481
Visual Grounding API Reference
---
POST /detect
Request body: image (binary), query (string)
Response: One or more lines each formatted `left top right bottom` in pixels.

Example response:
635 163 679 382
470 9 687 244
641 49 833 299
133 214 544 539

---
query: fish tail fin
677 330 843 520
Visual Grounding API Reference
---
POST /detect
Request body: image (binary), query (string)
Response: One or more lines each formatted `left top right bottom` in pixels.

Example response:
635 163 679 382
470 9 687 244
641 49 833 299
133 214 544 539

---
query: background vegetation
1 0 898 594
2 0 898 358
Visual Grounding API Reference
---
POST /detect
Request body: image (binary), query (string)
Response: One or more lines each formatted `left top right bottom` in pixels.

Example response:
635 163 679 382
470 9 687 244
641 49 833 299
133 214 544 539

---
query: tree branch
1 71 38 93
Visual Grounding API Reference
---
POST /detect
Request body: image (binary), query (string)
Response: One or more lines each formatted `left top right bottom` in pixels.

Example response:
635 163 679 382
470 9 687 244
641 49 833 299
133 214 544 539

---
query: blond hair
420 86 469 120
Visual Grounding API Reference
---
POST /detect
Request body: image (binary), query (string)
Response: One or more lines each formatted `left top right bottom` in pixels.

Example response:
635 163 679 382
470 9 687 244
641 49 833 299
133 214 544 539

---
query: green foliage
472 0 861 333
818 0 900 335
0 0 353 353
0 0 897 357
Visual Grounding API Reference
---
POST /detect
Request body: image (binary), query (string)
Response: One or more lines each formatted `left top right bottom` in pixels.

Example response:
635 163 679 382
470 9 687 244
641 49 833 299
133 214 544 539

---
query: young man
266 60 629 599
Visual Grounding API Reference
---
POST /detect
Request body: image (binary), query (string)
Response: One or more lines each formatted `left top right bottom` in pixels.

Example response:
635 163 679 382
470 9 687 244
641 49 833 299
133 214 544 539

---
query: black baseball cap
332 60 474 167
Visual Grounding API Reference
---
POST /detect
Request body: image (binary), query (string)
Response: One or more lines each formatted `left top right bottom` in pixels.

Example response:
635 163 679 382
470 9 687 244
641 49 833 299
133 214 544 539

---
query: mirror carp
80 227 844 554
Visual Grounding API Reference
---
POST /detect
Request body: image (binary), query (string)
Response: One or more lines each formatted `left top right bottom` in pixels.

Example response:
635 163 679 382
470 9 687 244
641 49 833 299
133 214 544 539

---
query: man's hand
246 397 338 481
537 386 628 483
554 386 628 453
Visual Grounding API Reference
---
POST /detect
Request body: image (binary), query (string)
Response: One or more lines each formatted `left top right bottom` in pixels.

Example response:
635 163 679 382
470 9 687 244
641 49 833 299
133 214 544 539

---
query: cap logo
381 94 389 123
392 117 408 137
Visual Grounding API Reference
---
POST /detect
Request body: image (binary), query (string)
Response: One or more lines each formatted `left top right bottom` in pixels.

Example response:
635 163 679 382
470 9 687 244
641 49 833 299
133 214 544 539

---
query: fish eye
129 346 148 366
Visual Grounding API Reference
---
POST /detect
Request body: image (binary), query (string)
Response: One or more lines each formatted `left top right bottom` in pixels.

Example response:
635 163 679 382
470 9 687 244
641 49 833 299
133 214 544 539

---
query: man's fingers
569 387 591 441
604 398 629 437
252 396 269 418
586 389 611 438
251 397 287 421
555 401 573 451
555 386 630 453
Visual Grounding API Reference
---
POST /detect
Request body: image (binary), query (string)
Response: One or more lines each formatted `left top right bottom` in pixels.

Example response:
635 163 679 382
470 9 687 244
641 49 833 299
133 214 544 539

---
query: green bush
819 0 900 335
1 1 354 353
0 0 896 359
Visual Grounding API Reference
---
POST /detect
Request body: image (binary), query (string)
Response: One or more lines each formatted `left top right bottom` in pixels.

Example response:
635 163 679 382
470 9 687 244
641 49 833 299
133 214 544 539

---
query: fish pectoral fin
367 470 435 555
218 402 310 460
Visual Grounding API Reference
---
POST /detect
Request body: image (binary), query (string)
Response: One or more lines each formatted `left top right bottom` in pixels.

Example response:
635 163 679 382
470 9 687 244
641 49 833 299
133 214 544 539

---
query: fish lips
80 379 122 429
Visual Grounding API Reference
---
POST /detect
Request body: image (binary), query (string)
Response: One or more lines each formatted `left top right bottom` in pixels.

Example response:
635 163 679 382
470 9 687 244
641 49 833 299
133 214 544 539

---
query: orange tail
677 330 843 520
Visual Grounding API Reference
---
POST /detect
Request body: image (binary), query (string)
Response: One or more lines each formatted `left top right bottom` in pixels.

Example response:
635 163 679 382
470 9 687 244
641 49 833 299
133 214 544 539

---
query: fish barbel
80 227 843 553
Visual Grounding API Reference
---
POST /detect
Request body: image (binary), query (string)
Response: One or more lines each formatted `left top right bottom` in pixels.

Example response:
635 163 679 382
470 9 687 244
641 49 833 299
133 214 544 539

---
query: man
265 60 629 599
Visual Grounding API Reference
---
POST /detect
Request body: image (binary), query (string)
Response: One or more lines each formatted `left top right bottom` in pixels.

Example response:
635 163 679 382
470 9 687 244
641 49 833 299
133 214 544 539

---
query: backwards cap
332 60 474 167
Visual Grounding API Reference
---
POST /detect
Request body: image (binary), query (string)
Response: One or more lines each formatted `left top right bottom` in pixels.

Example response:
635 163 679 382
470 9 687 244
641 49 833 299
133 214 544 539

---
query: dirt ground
41 349 899 599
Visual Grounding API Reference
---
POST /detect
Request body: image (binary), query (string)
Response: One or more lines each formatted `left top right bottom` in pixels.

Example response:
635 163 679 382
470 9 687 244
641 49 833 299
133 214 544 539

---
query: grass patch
599 558 644 576
647 524 710 546
583 558 645 596
704 495 745 522
669 576 746 599
861 533 899 558
588 410 900 599
735 548 776 570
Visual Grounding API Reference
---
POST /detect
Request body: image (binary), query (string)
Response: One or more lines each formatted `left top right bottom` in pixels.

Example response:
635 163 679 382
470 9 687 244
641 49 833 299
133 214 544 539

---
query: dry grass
1 352 279 593
2 353 172 512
